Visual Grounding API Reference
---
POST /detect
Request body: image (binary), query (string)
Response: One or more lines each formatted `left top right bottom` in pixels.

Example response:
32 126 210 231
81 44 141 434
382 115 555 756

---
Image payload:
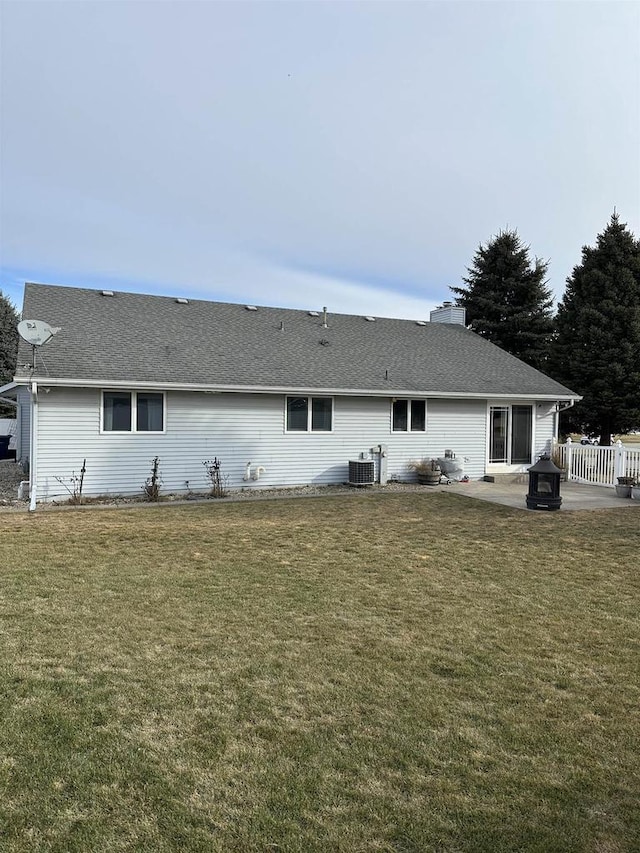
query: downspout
29 380 38 512
555 399 575 441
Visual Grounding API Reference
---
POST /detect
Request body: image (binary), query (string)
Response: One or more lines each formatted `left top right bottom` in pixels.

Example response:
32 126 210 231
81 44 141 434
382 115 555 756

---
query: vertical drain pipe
29 380 38 512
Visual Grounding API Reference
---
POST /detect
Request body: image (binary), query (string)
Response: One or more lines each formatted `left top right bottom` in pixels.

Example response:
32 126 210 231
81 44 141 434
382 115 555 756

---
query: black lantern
526 454 562 511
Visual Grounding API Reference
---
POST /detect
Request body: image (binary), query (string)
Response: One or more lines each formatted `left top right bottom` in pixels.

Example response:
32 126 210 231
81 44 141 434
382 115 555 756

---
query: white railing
551 439 640 487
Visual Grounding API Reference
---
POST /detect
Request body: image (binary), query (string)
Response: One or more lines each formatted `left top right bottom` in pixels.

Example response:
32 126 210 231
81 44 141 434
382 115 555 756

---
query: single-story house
0 283 580 505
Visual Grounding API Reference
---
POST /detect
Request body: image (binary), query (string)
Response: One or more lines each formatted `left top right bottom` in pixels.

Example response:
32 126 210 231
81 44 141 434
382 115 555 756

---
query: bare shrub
143 456 162 501
54 459 86 505
203 457 229 498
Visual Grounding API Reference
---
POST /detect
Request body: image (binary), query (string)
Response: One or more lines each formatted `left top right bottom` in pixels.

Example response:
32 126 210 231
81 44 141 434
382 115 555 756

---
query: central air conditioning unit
348 459 375 486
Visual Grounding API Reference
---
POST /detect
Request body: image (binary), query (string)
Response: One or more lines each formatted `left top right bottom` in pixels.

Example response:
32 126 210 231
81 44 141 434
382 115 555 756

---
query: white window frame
391 398 427 433
100 390 167 434
284 395 334 433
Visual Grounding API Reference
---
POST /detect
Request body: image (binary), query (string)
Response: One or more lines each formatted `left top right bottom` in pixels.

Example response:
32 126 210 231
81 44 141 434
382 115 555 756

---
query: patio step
484 473 529 485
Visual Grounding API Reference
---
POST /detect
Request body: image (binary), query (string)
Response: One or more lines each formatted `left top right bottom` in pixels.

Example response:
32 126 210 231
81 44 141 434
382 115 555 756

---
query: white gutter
11 375 581 403
29 380 38 512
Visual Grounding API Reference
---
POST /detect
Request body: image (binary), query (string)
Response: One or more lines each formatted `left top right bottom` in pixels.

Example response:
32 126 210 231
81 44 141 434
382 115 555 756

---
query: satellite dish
18 320 61 347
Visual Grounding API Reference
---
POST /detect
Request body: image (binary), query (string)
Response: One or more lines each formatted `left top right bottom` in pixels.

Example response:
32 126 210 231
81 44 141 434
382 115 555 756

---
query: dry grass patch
1 493 639 851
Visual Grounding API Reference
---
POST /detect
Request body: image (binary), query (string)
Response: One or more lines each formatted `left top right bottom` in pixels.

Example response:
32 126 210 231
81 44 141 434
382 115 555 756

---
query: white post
565 437 573 482
613 440 625 483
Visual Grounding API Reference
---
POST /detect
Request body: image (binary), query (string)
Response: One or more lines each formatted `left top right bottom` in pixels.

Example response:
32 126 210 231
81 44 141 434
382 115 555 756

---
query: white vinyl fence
552 439 640 488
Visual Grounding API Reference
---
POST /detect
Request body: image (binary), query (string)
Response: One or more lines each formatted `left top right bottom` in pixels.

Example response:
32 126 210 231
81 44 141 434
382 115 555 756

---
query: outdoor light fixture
526 454 562 511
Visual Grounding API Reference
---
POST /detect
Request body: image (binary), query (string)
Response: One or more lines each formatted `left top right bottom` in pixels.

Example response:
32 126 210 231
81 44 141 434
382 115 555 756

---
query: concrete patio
442 479 640 512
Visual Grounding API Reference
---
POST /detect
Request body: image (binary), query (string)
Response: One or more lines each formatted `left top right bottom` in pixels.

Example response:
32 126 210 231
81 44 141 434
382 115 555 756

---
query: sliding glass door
489 405 532 465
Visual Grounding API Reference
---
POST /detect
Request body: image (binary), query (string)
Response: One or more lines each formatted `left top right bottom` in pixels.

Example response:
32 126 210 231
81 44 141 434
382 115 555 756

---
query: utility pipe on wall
252 466 266 481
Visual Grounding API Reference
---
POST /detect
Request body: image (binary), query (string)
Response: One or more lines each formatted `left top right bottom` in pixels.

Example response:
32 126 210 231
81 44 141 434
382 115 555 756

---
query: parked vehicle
580 435 598 445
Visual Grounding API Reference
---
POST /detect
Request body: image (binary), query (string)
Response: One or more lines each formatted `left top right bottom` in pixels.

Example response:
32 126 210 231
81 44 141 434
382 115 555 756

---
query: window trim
101 390 167 434
284 395 334 433
391 398 427 433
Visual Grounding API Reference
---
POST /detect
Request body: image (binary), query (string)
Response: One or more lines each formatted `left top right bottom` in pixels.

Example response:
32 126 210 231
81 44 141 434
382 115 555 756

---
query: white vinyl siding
534 402 556 458
32 388 557 500
424 399 487 480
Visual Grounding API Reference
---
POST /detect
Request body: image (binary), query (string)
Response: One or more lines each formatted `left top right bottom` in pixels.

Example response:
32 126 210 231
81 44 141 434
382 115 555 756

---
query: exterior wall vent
430 304 466 325
175 297 189 304
245 305 258 311
348 459 375 486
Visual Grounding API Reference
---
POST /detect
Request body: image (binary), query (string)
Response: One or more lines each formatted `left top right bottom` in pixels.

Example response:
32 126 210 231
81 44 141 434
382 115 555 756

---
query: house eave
12 375 581 402
0 381 19 399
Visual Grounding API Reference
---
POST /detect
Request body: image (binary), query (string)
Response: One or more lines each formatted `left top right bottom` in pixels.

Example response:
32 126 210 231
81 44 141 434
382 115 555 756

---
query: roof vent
308 310 319 317
175 297 189 304
101 290 115 297
364 316 376 322
415 320 427 326
245 305 258 311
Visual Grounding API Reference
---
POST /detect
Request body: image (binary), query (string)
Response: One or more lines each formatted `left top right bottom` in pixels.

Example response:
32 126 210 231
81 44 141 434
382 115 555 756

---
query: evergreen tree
0 291 19 418
451 229 554 370
551 213 640 445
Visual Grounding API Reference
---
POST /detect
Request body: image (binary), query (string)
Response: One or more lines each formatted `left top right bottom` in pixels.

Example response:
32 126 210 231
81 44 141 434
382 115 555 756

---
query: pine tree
451 229 554 370
0 291 19 417
551 213 640 445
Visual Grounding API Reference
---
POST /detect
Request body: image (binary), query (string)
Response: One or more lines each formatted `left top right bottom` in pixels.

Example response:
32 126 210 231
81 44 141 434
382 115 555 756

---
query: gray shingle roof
17 283 578 398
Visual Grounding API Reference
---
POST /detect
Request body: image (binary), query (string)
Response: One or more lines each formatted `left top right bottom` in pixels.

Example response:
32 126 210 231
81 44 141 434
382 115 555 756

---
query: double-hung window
103 391 165 432
392 399 426 432
286 396 333 432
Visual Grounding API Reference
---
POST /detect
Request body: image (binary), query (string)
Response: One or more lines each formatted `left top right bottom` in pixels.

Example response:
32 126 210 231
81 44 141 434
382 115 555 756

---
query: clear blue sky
1 0 638 319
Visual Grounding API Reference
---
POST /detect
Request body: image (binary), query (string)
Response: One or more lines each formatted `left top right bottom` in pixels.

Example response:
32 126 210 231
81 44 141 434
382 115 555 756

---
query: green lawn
1 493 638 852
